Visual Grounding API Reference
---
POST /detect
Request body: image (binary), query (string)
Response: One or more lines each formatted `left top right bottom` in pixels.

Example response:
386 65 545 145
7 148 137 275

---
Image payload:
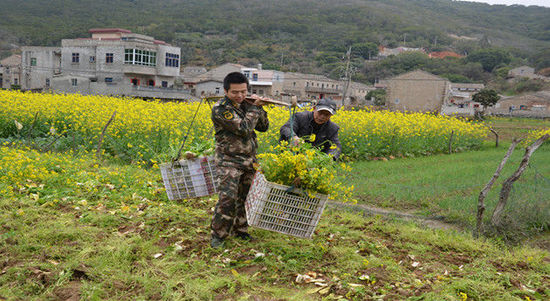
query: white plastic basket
160 156 218 201
245 171 328 239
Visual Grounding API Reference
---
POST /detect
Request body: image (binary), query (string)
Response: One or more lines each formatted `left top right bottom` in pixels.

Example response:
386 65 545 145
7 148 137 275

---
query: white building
441 83 485 116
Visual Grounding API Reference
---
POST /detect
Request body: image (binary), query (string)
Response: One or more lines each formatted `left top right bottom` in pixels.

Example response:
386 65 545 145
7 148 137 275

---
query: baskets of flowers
246 142 354 238
160 140 218 201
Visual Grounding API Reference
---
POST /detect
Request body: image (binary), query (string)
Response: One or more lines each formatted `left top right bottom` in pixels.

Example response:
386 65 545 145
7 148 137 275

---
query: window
215 87 220 94
71 78 78 86
89 56 96 63
30 58 37 66
165 53 180 67
259 89 264 95
124 49 157 66
252 73 258 81
252 89 257 94
72 53 79 63
106 53 113 63
148 79 155 86
162 81 168 88
45 78 50 87
293 82 296 87
105 77 113 83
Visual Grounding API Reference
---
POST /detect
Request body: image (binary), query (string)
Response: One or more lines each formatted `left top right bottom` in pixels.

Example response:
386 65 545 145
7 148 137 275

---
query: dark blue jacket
279 111 341 159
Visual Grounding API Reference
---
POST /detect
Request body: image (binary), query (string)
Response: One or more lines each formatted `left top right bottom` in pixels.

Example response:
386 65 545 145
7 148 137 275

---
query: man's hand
248 94 268 106
291 136 302 147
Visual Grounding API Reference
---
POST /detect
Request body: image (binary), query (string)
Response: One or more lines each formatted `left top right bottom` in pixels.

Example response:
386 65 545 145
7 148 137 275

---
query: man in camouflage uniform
210 72 269 248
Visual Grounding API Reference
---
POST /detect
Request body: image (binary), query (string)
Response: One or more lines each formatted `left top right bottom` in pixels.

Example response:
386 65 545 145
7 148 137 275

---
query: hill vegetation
1 0 549 86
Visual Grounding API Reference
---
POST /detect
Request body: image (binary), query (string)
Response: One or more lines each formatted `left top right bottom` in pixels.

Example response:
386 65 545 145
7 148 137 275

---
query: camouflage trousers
210 165 255 239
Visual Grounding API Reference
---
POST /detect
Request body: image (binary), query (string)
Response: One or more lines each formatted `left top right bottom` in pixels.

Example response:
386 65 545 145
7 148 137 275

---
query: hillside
1 0 549 80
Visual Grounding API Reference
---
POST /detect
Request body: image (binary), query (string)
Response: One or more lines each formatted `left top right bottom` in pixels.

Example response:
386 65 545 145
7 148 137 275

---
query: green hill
1 0 549 80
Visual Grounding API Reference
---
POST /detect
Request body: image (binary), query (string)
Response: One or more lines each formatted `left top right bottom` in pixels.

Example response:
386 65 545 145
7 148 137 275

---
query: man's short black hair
223 72 249 91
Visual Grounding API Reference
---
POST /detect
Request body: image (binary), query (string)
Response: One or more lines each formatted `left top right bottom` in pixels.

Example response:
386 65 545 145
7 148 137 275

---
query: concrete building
378 46 425 58
20 47 61 91
0 54 22 89
508 66 536 78
193 63 285 98
386 70 449 112
243 67 285 97
441 83 485 116
19 28 193 100
193 63 245 96
345 82 374 107
283 72 342 102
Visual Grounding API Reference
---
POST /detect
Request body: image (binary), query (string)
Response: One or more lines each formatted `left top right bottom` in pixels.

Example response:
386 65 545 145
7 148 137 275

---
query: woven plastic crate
245 171 328 238
160 156 218 201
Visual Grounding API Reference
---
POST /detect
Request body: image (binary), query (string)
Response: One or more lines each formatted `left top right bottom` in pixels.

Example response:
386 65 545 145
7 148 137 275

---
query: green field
349 143 550 226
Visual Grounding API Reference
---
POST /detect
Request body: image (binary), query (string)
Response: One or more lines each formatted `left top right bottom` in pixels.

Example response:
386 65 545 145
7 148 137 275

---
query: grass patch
349 142 550 231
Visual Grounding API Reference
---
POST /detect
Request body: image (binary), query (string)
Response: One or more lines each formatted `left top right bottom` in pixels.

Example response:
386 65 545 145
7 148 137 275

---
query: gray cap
316 98 337 115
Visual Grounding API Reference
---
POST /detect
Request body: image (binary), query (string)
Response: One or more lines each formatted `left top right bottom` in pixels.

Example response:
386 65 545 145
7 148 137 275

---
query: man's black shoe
210 235 225 248
235 231 254 241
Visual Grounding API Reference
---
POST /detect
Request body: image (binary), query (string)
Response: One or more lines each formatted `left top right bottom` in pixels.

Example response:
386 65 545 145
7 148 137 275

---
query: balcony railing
305 86 341 94
131 85 191 94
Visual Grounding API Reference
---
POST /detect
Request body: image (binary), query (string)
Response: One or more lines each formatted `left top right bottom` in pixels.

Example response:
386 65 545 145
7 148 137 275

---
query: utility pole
341 45 352 107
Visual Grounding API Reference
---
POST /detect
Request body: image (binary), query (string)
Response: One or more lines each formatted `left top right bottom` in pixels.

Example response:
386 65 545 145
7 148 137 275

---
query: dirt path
328 201 462 231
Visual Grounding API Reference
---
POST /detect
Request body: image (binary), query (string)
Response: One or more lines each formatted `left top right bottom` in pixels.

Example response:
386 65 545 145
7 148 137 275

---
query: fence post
448 130 454 154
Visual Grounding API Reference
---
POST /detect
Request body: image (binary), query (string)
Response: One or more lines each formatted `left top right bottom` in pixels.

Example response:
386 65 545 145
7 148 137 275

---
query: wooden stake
96 110 117 160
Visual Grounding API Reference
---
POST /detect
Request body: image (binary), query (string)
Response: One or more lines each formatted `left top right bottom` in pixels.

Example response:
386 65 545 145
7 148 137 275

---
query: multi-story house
283 72 342 102
19 28 192 100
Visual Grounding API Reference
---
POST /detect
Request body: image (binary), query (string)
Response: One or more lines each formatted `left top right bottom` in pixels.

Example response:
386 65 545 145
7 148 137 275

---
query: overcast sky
460 0 550 7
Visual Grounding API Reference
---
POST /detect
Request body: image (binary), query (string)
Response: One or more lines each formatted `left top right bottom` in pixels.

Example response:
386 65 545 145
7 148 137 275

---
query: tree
472 89 500 118
466 48 511 72
365 89 386 106
352 42 379 60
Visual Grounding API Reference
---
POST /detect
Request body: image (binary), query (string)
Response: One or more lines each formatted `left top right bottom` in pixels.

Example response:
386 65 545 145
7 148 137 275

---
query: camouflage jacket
211 96 269 171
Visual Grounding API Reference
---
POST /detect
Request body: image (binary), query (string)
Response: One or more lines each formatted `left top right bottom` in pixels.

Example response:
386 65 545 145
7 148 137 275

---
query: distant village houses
185 63 372 105
3 27 375 104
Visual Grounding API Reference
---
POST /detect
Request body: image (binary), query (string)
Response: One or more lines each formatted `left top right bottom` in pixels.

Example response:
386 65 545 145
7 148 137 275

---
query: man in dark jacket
210 72 269 248
279 98 341 159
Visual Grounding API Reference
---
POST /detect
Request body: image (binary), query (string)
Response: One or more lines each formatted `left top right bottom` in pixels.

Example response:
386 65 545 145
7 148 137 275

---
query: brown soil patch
236 264 263 275
52 281 81 301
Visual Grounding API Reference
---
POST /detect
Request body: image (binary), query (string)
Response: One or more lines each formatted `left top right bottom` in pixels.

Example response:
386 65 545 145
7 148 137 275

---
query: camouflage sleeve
212 105 261 137
255 107 269 132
